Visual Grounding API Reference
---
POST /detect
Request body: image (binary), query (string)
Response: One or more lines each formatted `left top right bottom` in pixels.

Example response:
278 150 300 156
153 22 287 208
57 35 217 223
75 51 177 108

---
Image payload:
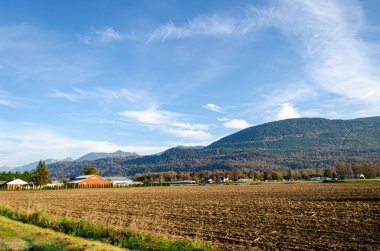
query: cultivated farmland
0 182 379 250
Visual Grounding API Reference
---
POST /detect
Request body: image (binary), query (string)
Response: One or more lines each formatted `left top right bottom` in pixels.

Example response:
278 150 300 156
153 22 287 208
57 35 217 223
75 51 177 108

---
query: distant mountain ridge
75 150 139 162
0 166 13 172
45 116 380 178
12 159 66 172
3 150 138 173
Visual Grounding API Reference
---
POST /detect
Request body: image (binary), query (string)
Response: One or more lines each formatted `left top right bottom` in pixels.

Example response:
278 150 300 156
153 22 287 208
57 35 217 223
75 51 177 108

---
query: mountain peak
76 151 139 162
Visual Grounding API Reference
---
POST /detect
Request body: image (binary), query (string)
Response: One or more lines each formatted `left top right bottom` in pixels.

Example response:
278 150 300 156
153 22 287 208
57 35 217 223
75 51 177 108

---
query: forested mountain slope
48 117 380 178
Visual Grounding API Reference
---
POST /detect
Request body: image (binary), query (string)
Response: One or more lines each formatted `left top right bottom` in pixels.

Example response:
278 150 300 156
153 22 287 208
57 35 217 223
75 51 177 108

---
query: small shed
65 175 111 187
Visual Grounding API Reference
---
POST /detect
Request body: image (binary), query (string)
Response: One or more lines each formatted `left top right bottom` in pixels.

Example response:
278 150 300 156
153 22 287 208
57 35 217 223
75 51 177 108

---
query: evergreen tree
33 160 50 185
82 166 100 176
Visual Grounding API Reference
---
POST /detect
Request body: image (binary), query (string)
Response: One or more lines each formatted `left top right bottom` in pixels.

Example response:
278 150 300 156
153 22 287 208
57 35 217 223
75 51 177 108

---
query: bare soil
0 182 379 250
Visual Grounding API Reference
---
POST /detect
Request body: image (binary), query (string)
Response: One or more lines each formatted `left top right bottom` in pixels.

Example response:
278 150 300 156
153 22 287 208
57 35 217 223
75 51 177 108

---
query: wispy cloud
0 90 26 108
149 0 380 117
148 14 257 41
0 24 98 83
258 0 380 104
80 26 134 44
203 103 222 113
51 89 83 102
51 87 142 104
0 121 168 167
119 108 212 141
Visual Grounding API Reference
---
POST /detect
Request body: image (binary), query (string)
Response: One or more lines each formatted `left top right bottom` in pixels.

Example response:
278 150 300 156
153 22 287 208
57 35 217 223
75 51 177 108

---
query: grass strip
0 205 215 251
0 215 126 250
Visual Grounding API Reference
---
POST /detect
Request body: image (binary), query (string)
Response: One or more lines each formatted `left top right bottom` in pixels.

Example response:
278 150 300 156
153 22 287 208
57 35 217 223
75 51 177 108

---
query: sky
1 0 380 167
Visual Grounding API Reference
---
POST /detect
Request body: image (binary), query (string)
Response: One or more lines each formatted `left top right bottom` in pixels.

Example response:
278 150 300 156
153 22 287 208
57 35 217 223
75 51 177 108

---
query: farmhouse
0 178 28 189
65 175 111 187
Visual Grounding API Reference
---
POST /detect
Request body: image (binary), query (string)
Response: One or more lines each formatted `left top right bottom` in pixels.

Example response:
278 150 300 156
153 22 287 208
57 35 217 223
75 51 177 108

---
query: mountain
0 166 13 172
48 116 380 178
76 150 139 162
207 117 380 151
13 159 65 172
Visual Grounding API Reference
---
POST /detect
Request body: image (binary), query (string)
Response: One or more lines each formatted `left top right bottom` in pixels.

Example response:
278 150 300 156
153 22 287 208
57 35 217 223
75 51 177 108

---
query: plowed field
0 182 379 250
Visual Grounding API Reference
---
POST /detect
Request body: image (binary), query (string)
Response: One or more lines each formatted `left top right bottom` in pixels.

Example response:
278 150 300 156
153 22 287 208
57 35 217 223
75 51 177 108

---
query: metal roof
65 179 85 184
103 177 132 182
74 175 98 179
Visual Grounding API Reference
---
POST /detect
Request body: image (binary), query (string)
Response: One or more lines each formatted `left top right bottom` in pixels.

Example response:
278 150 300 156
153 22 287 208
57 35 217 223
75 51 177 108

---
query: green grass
0 215 126 250
340 178 380 182
0 205 216 251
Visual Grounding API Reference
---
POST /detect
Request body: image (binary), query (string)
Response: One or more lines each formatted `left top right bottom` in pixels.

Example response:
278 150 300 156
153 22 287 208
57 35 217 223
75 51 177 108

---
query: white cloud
119 109 173 125
148 15 241 41
0 121 167 167
259 0 380 104
167 128 212 141
223 119 251 129
150 0 380 115
265 83 317 105
80 26 133 44
275 103 301 121
51 87 141 103
217 117 229 122
99 88 136 102
203 103 222 113
52 89 82 102
119 108 212 140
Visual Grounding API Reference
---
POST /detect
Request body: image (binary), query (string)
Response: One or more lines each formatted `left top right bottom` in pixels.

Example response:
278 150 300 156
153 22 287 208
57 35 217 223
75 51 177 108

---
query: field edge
0 204 217 251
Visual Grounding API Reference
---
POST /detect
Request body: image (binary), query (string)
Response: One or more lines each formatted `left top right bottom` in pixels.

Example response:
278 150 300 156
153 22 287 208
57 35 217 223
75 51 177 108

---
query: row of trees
0 161 48 186
132 161 380 183
0 160 50 185
2 161 379 184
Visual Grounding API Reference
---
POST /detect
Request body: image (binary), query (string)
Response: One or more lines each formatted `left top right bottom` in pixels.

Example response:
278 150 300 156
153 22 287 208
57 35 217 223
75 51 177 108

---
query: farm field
0 182 379 250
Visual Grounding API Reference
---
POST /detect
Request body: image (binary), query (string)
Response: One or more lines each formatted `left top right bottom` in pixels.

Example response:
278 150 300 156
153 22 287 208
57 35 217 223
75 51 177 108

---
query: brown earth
0 182 379 250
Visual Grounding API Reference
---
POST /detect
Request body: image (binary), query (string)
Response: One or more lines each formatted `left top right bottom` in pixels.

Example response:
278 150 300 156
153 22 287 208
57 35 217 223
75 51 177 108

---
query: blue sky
1 0 380 167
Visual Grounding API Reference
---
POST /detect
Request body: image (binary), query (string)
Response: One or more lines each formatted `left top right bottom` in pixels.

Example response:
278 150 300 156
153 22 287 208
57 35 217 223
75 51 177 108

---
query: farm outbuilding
103 176 133 186
65 175 111 187
0 178 28 189
46 180 63 187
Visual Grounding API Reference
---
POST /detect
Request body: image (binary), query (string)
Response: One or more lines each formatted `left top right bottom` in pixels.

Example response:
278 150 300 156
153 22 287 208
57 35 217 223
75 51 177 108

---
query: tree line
1 163 101 185
2 161 380 184
132 161 380 183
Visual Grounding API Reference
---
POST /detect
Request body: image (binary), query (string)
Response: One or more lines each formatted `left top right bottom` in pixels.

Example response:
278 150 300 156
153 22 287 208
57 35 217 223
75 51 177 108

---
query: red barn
65 175 111 187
